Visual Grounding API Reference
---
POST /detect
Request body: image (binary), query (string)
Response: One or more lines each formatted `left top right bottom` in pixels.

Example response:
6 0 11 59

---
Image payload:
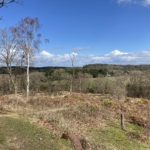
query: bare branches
0 28 20 94
69 49 78 93
0 29 19 66
0 0 15 8
14 17 41 62
14 17 41 99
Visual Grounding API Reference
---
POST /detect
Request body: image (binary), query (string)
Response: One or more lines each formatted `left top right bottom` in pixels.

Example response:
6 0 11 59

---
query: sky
0 0 150 66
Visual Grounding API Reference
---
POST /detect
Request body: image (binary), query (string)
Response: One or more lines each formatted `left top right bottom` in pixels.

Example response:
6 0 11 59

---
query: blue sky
0 0 150 66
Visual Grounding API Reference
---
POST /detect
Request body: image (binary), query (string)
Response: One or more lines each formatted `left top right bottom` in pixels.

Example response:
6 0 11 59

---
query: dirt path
0 107 69 119
0 112 19 118
33 107 69 114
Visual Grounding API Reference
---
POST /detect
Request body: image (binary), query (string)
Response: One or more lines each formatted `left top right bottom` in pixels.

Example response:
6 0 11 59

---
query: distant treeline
0 64 149 78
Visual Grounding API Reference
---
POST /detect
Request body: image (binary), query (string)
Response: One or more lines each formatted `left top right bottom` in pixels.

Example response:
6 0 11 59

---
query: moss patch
88 125 149 150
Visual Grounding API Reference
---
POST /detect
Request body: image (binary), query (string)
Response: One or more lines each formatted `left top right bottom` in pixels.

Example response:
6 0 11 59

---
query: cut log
61 132 84 150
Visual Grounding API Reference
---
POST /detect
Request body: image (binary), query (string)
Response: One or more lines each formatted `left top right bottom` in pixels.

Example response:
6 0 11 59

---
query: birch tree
0 28 20 95
69 50 78 94
14 17 41 100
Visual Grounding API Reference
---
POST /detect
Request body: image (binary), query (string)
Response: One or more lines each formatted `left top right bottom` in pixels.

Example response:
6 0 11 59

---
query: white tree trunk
79 77 82 93
14 84 17 97
70 78 73 94
70 59 74 94
27 52 30 100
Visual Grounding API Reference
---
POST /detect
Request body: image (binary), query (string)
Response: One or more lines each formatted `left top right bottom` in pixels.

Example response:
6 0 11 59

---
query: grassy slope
0 117 72 150
88 124 149 150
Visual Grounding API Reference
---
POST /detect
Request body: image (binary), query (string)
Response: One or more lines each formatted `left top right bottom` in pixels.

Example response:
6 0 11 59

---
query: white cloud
35 51 78 66
108 50 128 56
117 0 150 6
144 0 150 5
71 52 78 57
40 50 54 59
117 0 132 4
34 50 150 66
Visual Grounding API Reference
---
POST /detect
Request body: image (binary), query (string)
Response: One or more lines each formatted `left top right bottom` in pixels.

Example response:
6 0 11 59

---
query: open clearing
0 93 149 150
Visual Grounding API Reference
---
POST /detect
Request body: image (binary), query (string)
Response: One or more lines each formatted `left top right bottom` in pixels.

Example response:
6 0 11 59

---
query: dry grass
0 92 149 149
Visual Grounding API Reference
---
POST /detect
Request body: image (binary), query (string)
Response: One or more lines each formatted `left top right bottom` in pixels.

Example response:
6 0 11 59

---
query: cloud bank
34 50 150 67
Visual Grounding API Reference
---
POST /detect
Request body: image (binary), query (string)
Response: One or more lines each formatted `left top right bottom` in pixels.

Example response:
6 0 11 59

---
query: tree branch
0 0 15 8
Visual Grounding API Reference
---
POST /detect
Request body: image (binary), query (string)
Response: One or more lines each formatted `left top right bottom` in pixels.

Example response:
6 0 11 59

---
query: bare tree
0 28 20 95
69 50 78 94
14 17 41 100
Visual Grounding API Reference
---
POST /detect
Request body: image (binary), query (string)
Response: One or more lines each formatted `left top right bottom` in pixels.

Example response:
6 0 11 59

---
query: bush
126 73 150 99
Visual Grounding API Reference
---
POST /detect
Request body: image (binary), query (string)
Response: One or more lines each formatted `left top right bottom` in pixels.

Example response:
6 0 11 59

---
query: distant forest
0 64 149 77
